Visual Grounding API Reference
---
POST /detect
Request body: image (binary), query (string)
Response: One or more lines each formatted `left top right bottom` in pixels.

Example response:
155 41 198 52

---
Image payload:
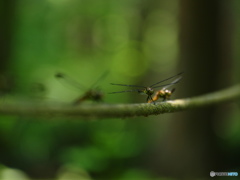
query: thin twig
0 84 240 119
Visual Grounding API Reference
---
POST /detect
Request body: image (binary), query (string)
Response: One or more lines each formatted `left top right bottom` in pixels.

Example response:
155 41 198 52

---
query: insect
147 75 182 103
55 72 107 105
29 83 47 99
109 72 183 103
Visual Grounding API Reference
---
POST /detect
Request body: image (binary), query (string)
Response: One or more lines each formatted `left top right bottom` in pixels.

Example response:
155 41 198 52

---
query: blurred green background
1 0 240 179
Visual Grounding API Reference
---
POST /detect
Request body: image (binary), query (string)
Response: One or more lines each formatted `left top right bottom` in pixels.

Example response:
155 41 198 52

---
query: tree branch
1 84 240 119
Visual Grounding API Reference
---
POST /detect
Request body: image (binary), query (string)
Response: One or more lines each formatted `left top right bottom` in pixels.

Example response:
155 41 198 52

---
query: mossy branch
1 84 240 119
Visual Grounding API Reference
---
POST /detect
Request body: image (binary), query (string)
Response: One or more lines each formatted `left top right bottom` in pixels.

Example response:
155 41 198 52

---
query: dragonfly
109 72 183 103
147 75 182 103
55 72 107 105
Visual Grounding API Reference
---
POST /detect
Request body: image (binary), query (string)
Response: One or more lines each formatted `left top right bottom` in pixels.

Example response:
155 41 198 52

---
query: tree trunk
0 0 15 94
0 0 16 167
150 0 233 178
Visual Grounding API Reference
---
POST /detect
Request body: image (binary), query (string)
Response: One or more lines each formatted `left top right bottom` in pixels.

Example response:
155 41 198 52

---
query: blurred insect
147 75 182 103
55 72 108 105
29 83 47 99
109 72 183 103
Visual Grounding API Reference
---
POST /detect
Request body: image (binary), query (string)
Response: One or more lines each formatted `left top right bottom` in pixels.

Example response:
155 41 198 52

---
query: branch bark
1 84 240 119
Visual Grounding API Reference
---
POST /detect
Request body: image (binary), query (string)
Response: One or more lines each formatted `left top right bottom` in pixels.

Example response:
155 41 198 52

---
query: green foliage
2 0 240 179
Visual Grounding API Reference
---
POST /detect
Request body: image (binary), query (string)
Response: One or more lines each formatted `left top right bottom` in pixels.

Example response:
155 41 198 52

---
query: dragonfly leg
151 96 156 105
147 95 155 105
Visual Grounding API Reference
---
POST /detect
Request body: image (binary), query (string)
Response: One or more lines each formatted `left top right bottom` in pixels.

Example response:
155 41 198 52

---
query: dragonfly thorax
87 90 103 101
156 89 173 100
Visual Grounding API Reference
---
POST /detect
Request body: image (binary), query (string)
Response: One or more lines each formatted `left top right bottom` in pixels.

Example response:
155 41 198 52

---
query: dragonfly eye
165 89 170 94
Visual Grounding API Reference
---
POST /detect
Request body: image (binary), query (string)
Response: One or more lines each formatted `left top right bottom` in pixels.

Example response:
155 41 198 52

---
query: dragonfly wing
150 72 183 88
110 83 145 88
161 76 182 90
55 72 87 90
152 79 181 89
90 71 109 89
108 89 141 94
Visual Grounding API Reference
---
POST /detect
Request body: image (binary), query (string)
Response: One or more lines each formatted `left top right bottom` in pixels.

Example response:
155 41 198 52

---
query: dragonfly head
164 89 172 96
144 87 154 96
160 89 174 100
